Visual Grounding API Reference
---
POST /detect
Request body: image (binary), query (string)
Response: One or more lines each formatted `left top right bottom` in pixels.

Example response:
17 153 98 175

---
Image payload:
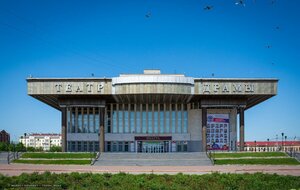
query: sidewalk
1 164 300 176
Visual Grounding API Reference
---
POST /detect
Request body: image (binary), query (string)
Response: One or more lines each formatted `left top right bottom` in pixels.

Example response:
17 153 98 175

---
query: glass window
107 142 111 152
118 142 123 152
124 105 129 133
67 108 71 133
159 104 164 133
107 106 111 133
142 105 147 134
89 110 94 133
148 104 153 134
171 104 176 133
72 111 75 133
89 141 94 152
183 111 188 133
67 141 71 152
112 105 117 133
83 141 88 151
78 141 82 152
154 110 158 133
112 142 117 152
165 105 170 133
136 105 141 133
78 111 82 133
83 111 88 133
125 142 129 152
71 141 75 152
177 105 182 134
118 106 123 133
95 142 99 152
95 112 100 134
130 107 135 133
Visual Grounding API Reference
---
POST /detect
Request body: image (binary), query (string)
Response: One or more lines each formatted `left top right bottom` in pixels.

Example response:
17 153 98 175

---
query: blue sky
0 0 299 141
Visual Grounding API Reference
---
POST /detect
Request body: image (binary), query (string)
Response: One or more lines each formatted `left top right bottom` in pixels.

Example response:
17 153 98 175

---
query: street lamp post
254 140 257 152
267 138 270 152
284 136 287 152
281 133 284 151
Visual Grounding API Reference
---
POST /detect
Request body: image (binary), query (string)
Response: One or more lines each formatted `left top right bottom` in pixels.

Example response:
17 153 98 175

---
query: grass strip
214 158 300 165
1 172 300 189
21 152 96 159
213 152 286 158
13 159 91 165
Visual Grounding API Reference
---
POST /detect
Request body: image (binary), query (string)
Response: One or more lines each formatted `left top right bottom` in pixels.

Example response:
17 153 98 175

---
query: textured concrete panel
188 141 202 152
188 109 202 141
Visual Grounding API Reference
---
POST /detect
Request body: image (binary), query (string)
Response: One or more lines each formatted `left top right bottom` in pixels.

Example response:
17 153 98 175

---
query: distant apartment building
19 133 61 151
238 141 300 152
0 130 10 143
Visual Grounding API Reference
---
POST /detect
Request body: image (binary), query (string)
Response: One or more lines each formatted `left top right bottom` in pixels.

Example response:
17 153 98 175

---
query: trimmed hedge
21 152 96 159
213 152 286 158
13 159 91 165
0 172 300 189
214 158 300 165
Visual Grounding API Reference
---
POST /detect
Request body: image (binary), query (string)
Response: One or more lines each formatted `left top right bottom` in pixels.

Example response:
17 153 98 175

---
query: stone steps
94 152 212 166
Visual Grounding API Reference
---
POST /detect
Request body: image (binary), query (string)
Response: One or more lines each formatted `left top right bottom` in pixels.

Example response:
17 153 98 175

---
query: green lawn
1 172 300 189
13 159 91 165
214 158 300 165
213 152 286 158
21 152 96 159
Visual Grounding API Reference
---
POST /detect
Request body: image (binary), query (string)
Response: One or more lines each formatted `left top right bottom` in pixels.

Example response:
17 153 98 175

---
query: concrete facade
27 70 278 152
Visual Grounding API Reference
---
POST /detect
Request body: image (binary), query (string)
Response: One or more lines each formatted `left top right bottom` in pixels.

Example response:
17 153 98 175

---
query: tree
0 142 8 151
15 143 25 152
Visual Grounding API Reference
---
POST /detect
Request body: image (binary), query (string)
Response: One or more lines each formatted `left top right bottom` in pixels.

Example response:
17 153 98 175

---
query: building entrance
137 141 170 153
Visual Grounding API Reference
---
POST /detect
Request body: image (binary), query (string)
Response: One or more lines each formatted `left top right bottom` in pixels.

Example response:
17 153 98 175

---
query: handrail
7 151 25 164
90 152 100 165
206 150 214 165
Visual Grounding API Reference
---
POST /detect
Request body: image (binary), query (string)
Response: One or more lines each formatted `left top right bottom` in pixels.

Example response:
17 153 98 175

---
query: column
202 107 207 152
239 107 245 151
100 107 105 152
61 107 67 152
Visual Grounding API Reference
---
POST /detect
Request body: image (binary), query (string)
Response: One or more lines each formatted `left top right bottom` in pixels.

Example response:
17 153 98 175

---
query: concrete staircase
94 152 212 166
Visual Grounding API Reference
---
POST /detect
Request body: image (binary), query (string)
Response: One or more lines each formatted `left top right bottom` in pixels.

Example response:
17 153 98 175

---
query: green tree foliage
15 143 25 152
0 142 9 151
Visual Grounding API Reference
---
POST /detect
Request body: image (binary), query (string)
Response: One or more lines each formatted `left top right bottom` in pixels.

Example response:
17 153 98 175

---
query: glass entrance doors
137 141 170 153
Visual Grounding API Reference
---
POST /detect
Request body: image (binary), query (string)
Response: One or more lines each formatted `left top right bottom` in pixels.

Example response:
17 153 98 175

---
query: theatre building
27 70 278 153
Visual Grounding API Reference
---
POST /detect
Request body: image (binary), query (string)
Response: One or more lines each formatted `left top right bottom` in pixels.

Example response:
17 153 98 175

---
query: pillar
239 107 245 151
202 107 207 152
61 107 67 152
100 107 105 152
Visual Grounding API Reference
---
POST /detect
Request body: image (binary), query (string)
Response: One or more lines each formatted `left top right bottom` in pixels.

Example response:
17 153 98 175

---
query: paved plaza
1 164 300 176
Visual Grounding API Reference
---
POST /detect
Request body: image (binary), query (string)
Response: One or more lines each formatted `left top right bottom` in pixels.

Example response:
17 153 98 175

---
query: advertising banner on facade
207 114 229 151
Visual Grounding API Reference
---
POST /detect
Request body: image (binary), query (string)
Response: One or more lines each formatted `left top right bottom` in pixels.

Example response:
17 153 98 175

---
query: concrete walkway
1 164 300 176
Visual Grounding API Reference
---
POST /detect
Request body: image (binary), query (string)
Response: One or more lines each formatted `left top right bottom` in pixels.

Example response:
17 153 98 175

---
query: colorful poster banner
206 114 229 151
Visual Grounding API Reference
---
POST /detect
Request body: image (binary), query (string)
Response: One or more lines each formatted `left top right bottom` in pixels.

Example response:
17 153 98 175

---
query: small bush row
0 172 300 190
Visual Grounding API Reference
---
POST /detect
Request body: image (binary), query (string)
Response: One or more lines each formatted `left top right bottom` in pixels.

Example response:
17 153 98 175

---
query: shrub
49 146 62 152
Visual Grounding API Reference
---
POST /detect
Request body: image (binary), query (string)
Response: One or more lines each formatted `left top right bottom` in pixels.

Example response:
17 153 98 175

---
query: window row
67 141 99 152
108 104 188 134
67 107 101 134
